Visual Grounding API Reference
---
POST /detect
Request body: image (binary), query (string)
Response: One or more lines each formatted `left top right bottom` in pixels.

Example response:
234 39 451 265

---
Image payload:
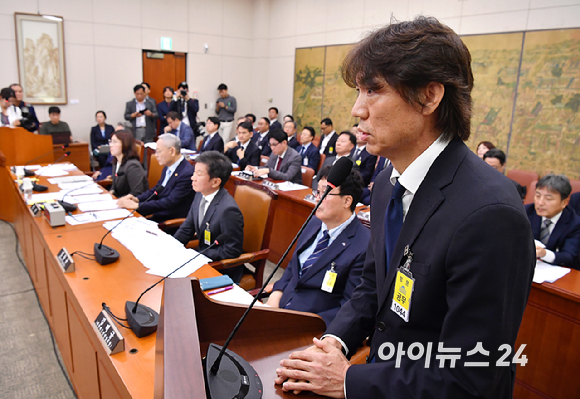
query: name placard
93 310 124 355
56 247 75 273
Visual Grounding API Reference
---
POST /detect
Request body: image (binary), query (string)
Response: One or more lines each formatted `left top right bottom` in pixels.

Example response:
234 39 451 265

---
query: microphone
125 233 228 338
93 185 165 265
23 144 69 176
32 151 71 192
204 157 353 398
58 181 98 212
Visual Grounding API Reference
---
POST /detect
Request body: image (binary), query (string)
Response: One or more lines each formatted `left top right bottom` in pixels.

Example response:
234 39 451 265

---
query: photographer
9 83 39 132
170 81 199 138
0 87 22 127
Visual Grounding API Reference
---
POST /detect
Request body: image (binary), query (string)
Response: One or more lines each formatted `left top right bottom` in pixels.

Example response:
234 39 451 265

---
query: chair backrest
134 140 144 164
570 178 580 195
301 166 315 188
312 136 321 148
524 180 537 205
233 182 277 253
507 169 539 190
148 155 164 189
317 153 326 172
260 155 269 166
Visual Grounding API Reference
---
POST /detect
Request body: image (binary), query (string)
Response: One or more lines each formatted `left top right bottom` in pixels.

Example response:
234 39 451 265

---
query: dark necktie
198 197 207 229
202 136 209 149
384 180 405 272
300 146 306 156
275 157 283 171
300 230 330 277
354 148 361 160
540 219 552 245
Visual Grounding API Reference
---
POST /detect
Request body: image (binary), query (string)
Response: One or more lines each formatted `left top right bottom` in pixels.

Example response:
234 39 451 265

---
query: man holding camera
170 81 199 139
9 83 39 132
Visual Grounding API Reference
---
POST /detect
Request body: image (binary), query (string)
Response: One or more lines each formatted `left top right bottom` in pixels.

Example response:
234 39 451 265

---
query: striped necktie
540 219 552 245
300 230 330 277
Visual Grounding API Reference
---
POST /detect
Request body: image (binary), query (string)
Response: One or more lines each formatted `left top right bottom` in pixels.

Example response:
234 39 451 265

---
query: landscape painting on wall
14 13 67 105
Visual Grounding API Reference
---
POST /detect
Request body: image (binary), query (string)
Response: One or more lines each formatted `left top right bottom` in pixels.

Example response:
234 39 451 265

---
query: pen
145 230 158 236
206 285 234 295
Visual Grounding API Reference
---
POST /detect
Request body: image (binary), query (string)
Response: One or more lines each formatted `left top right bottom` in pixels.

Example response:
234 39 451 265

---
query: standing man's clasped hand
275 337 350 398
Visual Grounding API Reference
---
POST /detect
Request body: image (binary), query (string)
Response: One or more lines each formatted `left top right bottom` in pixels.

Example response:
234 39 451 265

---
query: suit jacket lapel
192 193 202 236
201 189 223 229
548 208 571 248
165 159 183 189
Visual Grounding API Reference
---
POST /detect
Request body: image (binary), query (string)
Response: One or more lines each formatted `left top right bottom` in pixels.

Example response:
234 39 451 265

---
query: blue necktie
384 180 405 272
300 146 306 156
300 230 330 277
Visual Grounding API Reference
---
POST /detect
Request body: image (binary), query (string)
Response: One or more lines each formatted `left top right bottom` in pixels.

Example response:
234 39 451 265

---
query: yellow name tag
204 229 211 245
391 269 415 322
356 160 362 165
329 147 334 153
321 270 337 293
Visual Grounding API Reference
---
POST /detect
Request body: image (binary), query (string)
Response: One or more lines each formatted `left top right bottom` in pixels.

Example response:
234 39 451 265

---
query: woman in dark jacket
90 110 115 168
110 130 148 197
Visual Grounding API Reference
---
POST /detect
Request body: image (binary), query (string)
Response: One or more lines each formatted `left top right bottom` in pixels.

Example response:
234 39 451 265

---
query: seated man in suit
269 107 282 130
526 174 580 270
252 117 272 156
117 133 195 223
568 192 580 215
360 156 389 205
224 121 261 169
246 129 302 184
351 126 377 186
266 168 369 326
312 131 356 188
164 111 194 150
298 126 320 170
483 148 526 200
283 120 300 149
318 117 337 157
200 117 224 153
174 151 245 282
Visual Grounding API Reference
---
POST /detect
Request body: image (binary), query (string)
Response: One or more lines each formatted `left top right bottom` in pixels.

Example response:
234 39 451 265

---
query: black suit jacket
124 98 158 141
225 140 261 170
170 98 200 137
360 157 389 205
90 124 114 151
351 147 377 186
270 120 282 130
200 133 224 153
526 204 580 270
298 143 320 171
326 138 535 398
111 159 148 198
174 188 244 262
136 158 194 223
287 135 300 150
318 132 338 157
273 216 370 327
253 132 272 156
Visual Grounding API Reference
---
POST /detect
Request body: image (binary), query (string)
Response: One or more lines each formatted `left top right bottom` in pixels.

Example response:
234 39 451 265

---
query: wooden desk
59 141 90 172
514 270 580 398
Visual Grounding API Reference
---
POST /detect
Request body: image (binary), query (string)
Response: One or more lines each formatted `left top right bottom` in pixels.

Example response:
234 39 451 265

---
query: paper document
144 142 156 150
211 284 268 307
28 191 67 205
48 175 92 185
78 200 120 212
16 164 41 170
101 217 212 275
65 209 132 225
58 181 99 190
67 194 113 204
61 186 104 196
276 181 309 191
533 259 571 284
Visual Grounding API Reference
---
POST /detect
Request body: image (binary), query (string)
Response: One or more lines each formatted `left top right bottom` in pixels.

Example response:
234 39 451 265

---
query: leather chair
134 139 144 164
318 154 326 172
569 178 580 194
507 169 539 191
524 180 537 205
159 180 278 291
148 154 164 189
260 155 269 166
301 166 315 188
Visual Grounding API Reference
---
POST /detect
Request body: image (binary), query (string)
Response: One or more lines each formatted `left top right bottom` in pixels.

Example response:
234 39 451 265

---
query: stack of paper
533 259 571 284
101 217 212 278
65 209 132 225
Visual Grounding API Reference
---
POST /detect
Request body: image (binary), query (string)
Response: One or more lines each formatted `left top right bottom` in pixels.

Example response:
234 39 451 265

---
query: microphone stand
22 144 69 176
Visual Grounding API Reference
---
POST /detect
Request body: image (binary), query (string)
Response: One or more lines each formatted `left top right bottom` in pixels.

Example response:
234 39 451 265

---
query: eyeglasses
312 188 342 199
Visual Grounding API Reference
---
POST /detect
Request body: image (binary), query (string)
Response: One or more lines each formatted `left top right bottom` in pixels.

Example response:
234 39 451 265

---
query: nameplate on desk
262 180 279 190
93 311 124 355
56 247 75 273
30 203 42 217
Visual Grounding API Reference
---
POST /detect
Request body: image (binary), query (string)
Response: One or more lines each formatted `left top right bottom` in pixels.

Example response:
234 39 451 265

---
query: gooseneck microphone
32 151 72 192
93 185 165 265
126 233 228 338
21 144 70 176
204 157 354 399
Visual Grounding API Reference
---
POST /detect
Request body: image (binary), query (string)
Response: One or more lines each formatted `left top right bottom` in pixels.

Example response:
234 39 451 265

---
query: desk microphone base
203 343 263 399
94 243 119 265
125 301 158 338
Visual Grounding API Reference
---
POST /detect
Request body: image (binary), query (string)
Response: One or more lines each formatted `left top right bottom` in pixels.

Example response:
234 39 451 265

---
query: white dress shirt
319 131 336 154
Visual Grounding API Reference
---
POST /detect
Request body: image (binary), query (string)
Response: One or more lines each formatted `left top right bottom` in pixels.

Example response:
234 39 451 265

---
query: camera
180 90 187 97
20 106 36 132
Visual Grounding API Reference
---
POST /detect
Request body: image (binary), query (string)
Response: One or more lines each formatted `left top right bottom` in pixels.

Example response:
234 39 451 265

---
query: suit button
377 322 385 331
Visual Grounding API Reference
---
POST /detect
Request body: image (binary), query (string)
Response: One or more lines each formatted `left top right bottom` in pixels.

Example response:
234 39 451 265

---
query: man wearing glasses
246 129 303 184
265 167 369 327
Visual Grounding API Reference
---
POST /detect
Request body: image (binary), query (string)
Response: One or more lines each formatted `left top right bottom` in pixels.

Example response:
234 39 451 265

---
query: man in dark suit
174 151 245 281
124 84 158 142
252 117 272 156
318 118 337 157
360 156 389 205
568 191 580 215
298 126 320 170
283 120 301 149
526 174 580 270
246 129 302 184
313 132 356 188
269 107 282 130
117 133 194 223
164 111 195 150
351 127 377 186
224 121 261 169
170 81 199 138
200 117 224 153
483 148 526 200
266 168 369 326
276 17 535 398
